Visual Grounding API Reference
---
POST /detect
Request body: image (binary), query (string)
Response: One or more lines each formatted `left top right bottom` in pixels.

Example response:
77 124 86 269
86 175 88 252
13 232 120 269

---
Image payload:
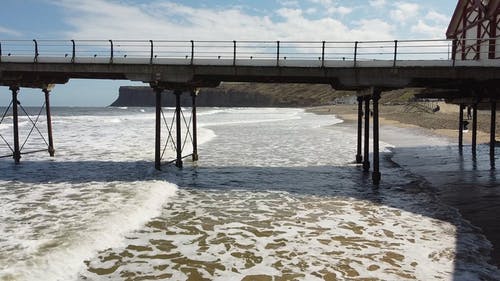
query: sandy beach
309 103 500 267
309 103 500 144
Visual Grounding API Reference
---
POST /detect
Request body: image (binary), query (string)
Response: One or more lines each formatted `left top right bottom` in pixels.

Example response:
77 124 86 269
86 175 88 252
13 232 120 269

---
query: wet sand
308 104 500 267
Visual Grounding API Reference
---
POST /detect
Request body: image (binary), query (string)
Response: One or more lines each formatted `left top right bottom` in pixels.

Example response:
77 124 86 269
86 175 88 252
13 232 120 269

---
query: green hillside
212 83 425 106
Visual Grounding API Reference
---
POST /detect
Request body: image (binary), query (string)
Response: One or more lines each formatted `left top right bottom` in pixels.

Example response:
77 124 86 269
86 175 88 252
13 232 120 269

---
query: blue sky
0 0 457 106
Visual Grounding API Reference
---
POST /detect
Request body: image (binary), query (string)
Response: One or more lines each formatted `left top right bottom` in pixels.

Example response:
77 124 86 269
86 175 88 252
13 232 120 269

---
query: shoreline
308 103 500 144
308 104 500 267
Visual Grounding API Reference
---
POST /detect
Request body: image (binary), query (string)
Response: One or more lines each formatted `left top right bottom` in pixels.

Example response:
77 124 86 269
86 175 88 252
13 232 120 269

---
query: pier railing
0 39 498 66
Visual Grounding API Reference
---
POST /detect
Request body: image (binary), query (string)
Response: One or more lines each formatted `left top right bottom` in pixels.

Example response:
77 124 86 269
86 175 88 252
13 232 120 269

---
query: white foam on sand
0 180 178 281
78 189 500 280
2 107 498 280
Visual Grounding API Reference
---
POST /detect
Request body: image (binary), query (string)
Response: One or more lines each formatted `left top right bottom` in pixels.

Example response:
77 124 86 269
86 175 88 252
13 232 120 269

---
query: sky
0 0 457 106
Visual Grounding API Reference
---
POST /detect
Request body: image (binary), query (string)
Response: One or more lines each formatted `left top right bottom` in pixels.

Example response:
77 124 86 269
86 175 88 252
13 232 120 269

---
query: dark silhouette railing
0 39 498 66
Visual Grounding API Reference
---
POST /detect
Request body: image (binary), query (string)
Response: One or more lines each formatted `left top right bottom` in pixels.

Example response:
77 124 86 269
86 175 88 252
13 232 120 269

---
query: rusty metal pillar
363 96 370 172
10 86 21 163
472 103 478 157
191 90 199 161
459 103 464 151
356 96 363 164
372 89 381 185
43 88 55 157
174 90 183 168
491 99 497 167
154 87 163 170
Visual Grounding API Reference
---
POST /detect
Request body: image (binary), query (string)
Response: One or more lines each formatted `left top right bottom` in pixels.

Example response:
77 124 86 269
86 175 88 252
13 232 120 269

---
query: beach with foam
0 107 498 280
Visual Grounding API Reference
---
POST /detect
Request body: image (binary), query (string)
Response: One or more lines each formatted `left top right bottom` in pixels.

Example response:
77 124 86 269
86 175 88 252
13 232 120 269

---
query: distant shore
308 103 500 267
308 103 500 144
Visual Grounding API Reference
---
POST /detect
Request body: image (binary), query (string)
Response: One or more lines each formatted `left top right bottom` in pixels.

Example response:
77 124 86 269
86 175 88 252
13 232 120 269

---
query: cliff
110 83 427 107
110 83 351 107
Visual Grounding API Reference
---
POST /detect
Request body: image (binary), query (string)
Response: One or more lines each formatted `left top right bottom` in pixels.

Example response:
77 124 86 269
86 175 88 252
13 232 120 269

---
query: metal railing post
191 40 194 65
354 41 358 68
33 39 39 63
71 40 75 63
109 40 114 64
150 40 154 65
393 40 398 67
233 40 236 66
0 41 2 63
321 41 325 68
276 40 280 67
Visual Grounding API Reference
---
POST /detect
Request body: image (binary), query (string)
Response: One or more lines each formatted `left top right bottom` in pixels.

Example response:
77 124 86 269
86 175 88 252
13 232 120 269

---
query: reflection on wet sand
82 188 482 280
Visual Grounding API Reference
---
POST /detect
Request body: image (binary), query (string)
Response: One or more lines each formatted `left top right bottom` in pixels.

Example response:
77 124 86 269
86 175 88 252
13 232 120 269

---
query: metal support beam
191 90 199 161
10 86 21 163
154 87 163 170
43 88 55 157
363 96 370 172
372 89 381 185
356 96 363 164
459 103 464 151
174 90 183 168
472 103 478 156
491 100 496 167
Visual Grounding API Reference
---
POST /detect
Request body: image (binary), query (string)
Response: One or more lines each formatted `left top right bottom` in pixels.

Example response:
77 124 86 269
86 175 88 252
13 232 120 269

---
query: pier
0 39 499 184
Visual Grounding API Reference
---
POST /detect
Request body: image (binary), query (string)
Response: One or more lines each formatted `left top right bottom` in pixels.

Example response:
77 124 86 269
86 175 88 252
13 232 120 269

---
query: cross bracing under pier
1 38 499 184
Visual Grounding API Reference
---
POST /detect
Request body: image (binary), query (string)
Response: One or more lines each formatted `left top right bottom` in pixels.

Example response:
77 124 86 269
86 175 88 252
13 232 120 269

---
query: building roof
446 0 500 38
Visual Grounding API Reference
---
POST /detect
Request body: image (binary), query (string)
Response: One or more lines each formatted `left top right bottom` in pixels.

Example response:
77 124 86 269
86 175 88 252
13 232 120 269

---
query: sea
0 106 499 281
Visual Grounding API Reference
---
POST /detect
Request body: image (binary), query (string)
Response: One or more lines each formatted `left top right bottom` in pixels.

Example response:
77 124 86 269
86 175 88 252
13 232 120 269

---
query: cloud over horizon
51 0 450 41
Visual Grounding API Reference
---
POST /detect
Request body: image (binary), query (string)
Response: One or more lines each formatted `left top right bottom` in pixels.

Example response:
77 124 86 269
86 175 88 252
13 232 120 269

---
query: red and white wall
447 0 500 60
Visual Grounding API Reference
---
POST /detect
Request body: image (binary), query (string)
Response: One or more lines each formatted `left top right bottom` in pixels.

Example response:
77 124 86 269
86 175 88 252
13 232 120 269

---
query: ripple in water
0 107 498 280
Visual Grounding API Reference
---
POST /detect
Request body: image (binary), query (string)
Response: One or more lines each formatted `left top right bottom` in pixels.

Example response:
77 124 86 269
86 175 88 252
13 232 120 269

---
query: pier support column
472 103 478 157
154 87 163 170
10 86 21 164
459 104 464 151
372 89 381 185
191 90 199 161
491 99 497 167
43 88 55 157
363 96 370 172
356 96 363 164
174 90 183 168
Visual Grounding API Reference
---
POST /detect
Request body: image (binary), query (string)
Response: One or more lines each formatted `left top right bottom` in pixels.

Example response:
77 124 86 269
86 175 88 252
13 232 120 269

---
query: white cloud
390 2 420 23
407 10 449 39
411 19 447 38
0 26 22 37
308 0 353 16
277 8 303 19
369 0 387 8
330 6 353 16
309 0 333 6
54 0 394 42
352 19 394 40
305 7 318 15
279 0 300 7
411 20 446 39
425 10 450 24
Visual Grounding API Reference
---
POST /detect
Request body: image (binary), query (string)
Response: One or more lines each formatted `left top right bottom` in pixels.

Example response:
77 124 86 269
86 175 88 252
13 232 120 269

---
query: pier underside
1 56 499 185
